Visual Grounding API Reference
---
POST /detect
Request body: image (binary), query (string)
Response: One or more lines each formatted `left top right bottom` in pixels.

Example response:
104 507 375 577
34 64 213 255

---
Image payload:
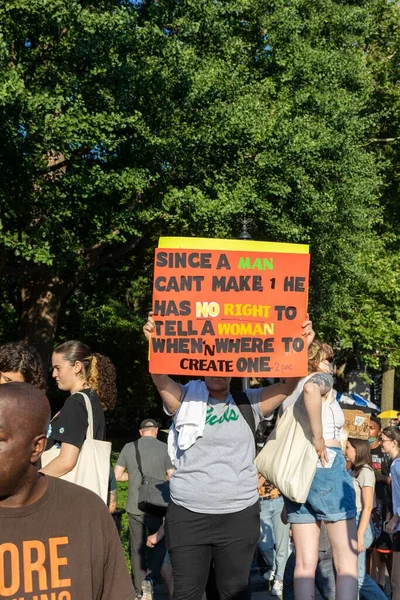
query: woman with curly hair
0 342 45 391
282 340 358 600
40 340 116 479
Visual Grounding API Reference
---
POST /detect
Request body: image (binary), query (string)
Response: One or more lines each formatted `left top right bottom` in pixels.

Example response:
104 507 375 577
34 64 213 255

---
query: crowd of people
0 321 400 600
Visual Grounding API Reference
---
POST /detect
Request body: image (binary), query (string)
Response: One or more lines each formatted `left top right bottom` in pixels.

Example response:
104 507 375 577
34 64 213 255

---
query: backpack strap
230 389 256 439
133 441 144 478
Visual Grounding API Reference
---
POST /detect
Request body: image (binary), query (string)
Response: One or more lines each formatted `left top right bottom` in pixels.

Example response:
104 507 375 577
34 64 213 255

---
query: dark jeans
164 501 260 600
283 548 336 600
128 512 166 595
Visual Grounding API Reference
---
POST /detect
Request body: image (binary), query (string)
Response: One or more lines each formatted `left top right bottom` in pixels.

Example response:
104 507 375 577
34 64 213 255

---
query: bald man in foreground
0 382 135 600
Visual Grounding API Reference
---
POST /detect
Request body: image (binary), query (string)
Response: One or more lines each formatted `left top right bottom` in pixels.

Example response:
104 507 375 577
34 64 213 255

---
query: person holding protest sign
281 341 358 600
143 311 314 600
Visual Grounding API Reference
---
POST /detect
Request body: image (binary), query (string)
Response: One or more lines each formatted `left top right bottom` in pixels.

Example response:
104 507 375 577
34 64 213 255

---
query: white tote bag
41 392 111 503
255 377 332 504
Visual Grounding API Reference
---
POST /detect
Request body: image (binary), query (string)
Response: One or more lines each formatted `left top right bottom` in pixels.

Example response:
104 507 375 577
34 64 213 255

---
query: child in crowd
345 438 386 600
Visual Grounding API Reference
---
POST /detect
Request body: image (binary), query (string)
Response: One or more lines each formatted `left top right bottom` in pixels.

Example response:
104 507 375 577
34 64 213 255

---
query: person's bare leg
377 552 386 588
370 549 378 582
391 551 400 600
386 552 392 578
291 522 320 600
325 519 358 600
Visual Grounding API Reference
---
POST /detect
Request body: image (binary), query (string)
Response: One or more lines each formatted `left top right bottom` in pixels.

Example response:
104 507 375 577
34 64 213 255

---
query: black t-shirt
370 445 391 503
0 476 135 600
46 388 106 450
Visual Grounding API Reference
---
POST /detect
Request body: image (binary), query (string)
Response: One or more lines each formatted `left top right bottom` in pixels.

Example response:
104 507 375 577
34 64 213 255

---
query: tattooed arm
306 373 333 396
303 373 333 466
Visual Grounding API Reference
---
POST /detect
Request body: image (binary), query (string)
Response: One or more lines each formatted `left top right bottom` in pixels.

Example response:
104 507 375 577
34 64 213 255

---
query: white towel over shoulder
167 379 209 464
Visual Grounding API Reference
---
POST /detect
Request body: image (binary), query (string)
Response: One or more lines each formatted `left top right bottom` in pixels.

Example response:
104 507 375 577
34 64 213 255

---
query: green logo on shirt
206 406 239 426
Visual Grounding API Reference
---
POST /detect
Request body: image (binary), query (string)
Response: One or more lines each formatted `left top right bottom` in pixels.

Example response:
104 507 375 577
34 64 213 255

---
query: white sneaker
270 580 283 597
141 578 154 600
262 568 275 581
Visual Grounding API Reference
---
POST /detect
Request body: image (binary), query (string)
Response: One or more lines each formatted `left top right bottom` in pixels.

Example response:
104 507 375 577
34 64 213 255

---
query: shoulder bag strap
298 377 334 423
79 392 94 440
278 374 314 418
134 441 144 477
230 389 256 439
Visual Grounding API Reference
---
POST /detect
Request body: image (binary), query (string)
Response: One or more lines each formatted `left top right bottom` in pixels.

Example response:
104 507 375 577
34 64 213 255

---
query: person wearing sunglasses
281 341 358 600
380 427 400 599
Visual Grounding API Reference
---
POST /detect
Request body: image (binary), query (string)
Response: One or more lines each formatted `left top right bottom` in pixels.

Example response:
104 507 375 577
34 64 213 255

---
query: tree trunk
20 271 70 380
11 238 142 381
334 361 347 393
381 364 395 428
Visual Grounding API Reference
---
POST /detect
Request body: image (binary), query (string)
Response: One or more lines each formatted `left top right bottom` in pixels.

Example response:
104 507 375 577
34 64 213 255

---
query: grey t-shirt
167 385 263 514
352 465 375 512
116 437 173 515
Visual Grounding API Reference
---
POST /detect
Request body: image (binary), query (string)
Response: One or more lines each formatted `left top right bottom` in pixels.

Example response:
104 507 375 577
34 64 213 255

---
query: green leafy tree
0 0 149 365
345 0 400 408
0 0 394 416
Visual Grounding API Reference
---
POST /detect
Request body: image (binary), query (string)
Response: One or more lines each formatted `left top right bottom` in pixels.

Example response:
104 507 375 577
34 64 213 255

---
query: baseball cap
140 418 158 429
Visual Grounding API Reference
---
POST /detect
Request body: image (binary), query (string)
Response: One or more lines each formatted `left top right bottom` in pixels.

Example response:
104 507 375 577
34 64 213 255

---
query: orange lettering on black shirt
48 537 71 589
0 542 20 596
23 540 48 592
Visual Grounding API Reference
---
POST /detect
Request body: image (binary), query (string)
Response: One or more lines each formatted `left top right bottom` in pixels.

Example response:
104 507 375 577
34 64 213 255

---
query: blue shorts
284 447 356 524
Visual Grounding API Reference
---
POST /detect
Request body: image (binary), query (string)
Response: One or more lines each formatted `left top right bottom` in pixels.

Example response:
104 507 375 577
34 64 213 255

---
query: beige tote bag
41 392 111 503
255 377 333 503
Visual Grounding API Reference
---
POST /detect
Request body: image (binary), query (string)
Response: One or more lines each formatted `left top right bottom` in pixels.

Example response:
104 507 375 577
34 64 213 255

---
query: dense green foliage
1 0 399 422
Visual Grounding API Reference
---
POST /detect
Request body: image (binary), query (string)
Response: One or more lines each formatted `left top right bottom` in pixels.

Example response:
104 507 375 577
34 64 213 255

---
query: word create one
150 244 310 377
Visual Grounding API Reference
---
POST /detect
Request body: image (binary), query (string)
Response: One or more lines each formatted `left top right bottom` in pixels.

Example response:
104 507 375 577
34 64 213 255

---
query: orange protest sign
149 238 310 377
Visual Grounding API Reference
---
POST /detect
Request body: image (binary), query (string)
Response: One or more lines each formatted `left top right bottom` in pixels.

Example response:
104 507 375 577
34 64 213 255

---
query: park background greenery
1 0 400 433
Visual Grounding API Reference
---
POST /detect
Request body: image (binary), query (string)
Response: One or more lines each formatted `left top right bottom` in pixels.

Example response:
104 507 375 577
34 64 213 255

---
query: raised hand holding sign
149 237 310 378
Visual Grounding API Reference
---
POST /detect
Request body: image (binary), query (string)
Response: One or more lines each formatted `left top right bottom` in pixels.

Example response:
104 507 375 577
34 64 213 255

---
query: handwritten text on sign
150 248 310 377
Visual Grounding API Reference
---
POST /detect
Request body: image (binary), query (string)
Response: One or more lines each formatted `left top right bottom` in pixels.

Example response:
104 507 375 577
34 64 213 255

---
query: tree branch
64 235 143 292
3 264 44 277
370 137 400 143
87 236 143 269
76 228 121 255
358 136 400 147
3 236 142 292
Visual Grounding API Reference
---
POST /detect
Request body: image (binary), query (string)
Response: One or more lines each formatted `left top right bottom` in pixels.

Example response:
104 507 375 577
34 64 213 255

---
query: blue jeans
285 448 356 523
357 514 387 600
258 496 290 580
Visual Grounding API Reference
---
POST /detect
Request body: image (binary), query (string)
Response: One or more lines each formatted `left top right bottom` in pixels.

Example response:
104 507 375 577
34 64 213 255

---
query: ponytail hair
53 340 117 409
87 353 117 410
